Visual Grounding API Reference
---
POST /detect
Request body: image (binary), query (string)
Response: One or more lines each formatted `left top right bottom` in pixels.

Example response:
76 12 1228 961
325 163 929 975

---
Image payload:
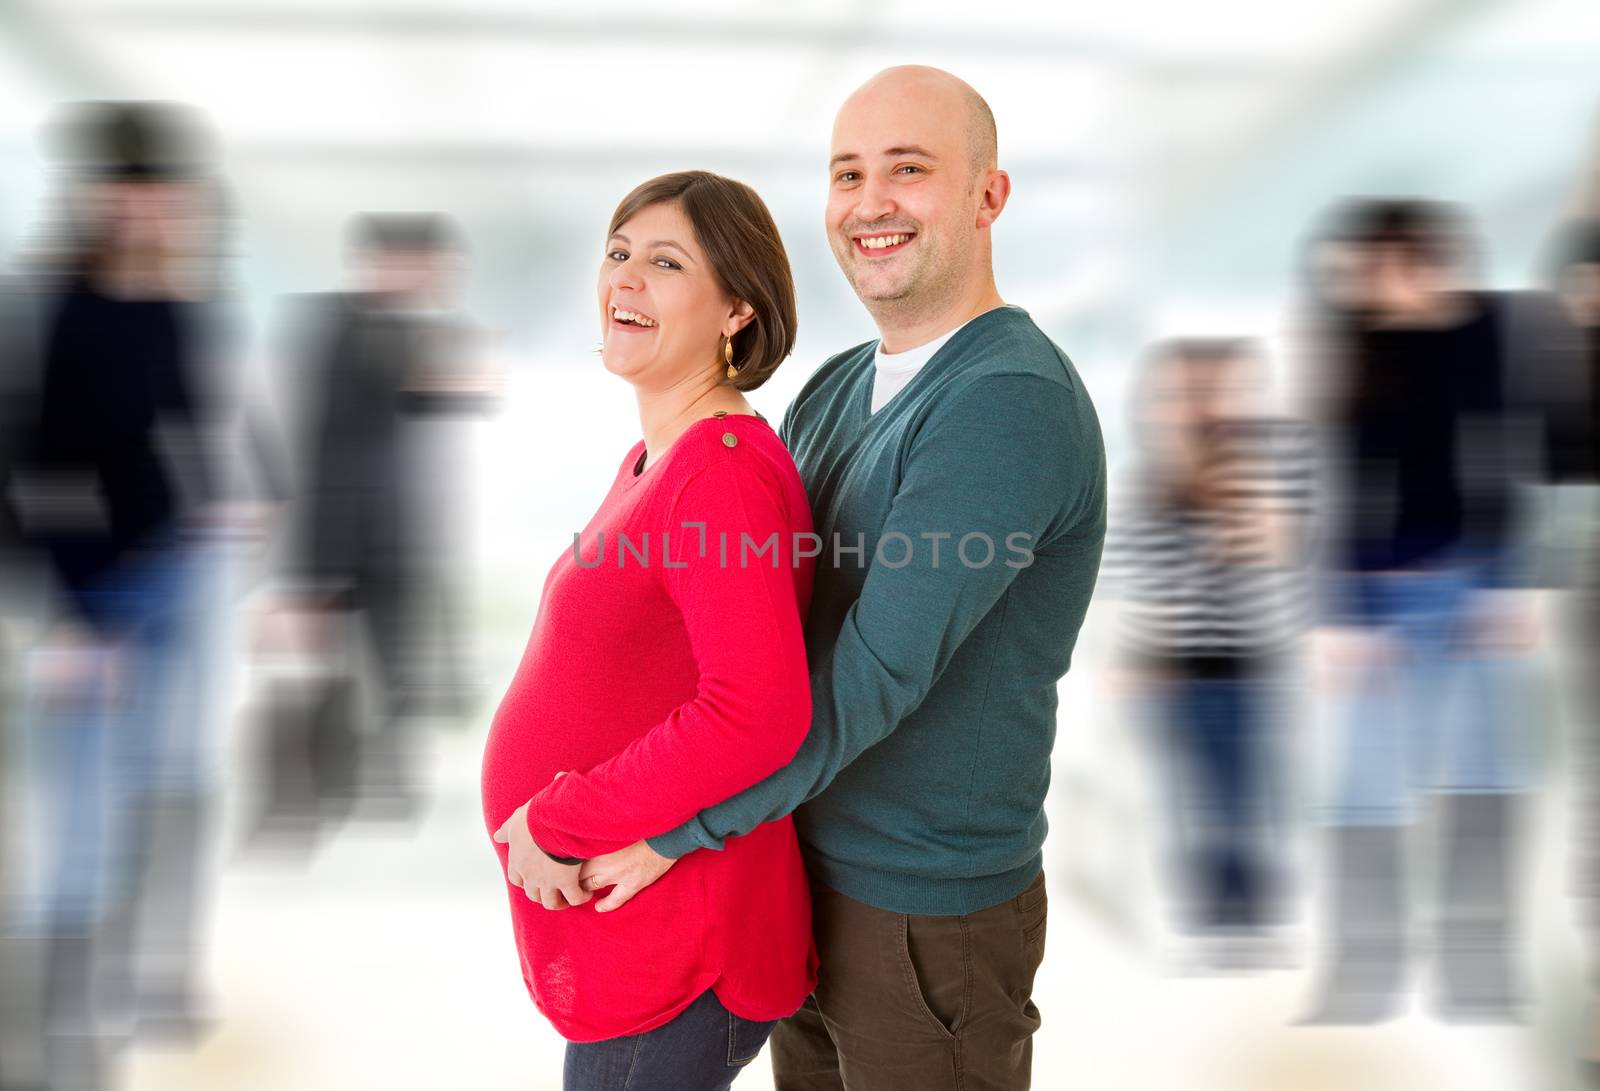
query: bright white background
4 1 1600 1087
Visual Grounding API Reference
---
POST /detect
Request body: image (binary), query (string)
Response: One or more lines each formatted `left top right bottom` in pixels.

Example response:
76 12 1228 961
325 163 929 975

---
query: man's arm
648 372 1103 858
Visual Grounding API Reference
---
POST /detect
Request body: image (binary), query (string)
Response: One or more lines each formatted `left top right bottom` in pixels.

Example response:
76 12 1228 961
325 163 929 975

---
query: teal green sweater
648 305 1106 915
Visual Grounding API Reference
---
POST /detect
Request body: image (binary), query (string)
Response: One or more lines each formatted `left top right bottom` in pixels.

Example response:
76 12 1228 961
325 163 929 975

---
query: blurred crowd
1102 191 1600 1035
0 102 496 1091
1 93 1600 1091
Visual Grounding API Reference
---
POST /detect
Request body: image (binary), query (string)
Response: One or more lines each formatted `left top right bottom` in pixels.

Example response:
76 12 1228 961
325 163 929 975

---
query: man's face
363 249 435 301
825 85 979 316
90 179 191 257
1310 239 1376 315
1369 243 1442 323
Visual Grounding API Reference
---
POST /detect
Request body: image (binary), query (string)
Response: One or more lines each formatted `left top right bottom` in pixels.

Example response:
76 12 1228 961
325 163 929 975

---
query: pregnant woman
481 171 817 1090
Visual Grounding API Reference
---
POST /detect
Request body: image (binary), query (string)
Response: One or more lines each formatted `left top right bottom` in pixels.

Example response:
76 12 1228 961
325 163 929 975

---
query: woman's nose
608 257 645 292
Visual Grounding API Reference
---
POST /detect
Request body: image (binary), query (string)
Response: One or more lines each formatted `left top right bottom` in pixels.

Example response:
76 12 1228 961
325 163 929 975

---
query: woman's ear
724 298 756 338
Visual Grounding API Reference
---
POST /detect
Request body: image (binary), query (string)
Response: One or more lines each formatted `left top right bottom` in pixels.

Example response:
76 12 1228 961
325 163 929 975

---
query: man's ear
725 297 756 338
976 169 1011 229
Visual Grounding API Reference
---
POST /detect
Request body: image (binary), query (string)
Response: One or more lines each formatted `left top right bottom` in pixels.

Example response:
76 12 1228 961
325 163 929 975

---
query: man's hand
493 800 590 911
577 840 677 913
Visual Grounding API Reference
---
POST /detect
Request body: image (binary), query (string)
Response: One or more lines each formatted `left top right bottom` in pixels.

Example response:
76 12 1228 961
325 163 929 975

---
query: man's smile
852 231 916 258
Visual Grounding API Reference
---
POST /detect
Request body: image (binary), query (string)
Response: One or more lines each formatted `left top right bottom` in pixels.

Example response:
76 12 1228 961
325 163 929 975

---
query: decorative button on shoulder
722 433 738 447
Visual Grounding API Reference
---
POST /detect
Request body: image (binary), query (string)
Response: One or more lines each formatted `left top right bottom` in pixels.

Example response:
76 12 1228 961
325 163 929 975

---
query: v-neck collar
855 304 1023 421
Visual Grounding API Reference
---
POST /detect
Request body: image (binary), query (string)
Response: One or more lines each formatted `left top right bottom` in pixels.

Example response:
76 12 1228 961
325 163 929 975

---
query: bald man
581 67 1106 1089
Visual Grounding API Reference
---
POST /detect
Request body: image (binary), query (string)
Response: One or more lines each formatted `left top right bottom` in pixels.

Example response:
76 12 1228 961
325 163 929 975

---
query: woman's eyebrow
646 240 693 260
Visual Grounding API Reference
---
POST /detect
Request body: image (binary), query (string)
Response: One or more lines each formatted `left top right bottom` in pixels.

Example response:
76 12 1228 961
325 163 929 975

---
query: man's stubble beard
835 225 973 331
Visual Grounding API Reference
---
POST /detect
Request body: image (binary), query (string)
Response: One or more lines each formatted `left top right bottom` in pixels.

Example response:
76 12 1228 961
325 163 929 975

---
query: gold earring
724 335 738 380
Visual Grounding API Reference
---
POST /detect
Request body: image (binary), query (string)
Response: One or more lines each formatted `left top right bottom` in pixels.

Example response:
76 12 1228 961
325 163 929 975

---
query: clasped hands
493 774 677 913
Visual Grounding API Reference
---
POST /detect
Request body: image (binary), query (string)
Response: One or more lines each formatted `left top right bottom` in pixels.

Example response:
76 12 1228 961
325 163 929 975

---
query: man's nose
853 174 897 222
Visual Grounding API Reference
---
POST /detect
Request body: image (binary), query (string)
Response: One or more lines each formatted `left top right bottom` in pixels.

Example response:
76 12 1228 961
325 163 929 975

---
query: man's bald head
825 66 1010 337
841 66 997 180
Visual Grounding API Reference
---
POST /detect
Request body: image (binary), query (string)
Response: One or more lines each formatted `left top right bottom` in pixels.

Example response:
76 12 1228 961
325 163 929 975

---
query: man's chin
848 270 914 305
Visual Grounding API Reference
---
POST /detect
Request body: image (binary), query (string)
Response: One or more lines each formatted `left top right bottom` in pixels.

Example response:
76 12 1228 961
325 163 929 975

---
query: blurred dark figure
1103 339 1313 971
249 213 491 847
0 101 231 1091
1301 199 1537 1025
1541 220 1600 491
0 253 57 1091
1532 220 1600 1073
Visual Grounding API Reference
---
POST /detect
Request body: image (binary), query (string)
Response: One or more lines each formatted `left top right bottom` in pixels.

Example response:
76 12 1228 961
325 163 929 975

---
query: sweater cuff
523 798 585 864
647 816 724 860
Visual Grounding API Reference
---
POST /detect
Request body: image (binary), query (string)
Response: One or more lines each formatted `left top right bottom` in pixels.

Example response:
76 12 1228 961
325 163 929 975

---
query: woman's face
597 200 742 389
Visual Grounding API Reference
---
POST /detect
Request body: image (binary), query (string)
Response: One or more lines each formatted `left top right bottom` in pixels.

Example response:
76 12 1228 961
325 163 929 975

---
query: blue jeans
11 536 221 937
1325 566 1526 827
1160 672 1282 930
564 986 777 1091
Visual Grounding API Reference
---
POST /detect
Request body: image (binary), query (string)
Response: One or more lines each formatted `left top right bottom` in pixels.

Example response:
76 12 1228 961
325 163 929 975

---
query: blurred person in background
1101 338 1313 972
1300 198 1538 1025
1535 219 1600 1073
0 101 232 1091
571 67 1106 1090
481 170 817 1089
252 212 490 845
0 243 55 1091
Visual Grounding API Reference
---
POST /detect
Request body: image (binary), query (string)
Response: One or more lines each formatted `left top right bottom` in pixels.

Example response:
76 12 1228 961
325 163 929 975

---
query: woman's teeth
612 308 657 327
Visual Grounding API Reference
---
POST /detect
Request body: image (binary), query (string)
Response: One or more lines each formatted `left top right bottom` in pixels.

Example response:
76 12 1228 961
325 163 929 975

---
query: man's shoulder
931 341 1097 443
781 337 877 442
943 306 1083 394
802 337 878 396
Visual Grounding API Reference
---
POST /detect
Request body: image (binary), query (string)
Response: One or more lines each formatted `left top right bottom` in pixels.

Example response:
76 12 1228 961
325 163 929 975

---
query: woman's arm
521 454 813 861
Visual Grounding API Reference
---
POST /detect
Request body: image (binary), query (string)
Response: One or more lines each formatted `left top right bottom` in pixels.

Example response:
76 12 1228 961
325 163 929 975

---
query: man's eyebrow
829 146 940 169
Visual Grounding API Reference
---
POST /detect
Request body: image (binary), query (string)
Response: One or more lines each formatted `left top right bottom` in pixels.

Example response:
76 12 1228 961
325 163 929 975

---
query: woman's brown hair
608 170 797 391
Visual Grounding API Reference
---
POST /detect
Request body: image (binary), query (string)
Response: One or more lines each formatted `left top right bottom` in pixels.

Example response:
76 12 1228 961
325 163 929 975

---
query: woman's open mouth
609 305 658 333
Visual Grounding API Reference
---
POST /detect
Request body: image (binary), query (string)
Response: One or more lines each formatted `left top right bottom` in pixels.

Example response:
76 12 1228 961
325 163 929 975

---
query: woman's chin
599 350 645 383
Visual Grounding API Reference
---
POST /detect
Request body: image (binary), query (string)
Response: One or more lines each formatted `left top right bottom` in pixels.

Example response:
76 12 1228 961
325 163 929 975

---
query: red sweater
480 413 818 1042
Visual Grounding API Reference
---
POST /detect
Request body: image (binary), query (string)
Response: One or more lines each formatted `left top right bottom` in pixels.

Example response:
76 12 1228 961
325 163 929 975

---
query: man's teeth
860 234 911 250
612 308 657 327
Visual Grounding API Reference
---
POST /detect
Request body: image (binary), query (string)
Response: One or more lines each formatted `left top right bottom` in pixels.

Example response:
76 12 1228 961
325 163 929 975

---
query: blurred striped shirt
1102 418 1315 663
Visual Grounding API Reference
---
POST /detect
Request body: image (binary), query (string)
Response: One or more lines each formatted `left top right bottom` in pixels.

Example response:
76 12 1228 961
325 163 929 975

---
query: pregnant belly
501 848 713 1040
479 708 560 839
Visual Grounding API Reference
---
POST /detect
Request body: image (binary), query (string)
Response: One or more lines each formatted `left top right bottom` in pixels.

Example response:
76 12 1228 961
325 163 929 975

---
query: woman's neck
635 376 753 471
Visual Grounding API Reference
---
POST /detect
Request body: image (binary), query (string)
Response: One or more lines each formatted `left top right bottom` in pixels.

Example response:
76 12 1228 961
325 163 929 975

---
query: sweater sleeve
522 455 814 860
648 372 1104 859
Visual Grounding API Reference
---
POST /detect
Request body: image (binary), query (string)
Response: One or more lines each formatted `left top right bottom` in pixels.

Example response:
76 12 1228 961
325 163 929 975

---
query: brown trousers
771 870 1047 1091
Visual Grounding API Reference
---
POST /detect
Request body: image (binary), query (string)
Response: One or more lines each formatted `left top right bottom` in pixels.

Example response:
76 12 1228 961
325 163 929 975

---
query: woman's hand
577 840 677 913
494 800 590 911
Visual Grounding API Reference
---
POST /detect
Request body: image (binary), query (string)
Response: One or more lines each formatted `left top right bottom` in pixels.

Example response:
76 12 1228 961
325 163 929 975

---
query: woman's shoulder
663 414 805 508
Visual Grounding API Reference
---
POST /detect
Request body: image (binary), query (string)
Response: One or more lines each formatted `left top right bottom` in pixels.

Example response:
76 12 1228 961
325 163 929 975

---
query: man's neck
873 280 1006 354
93 249 169 301
1372 290 1474 331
